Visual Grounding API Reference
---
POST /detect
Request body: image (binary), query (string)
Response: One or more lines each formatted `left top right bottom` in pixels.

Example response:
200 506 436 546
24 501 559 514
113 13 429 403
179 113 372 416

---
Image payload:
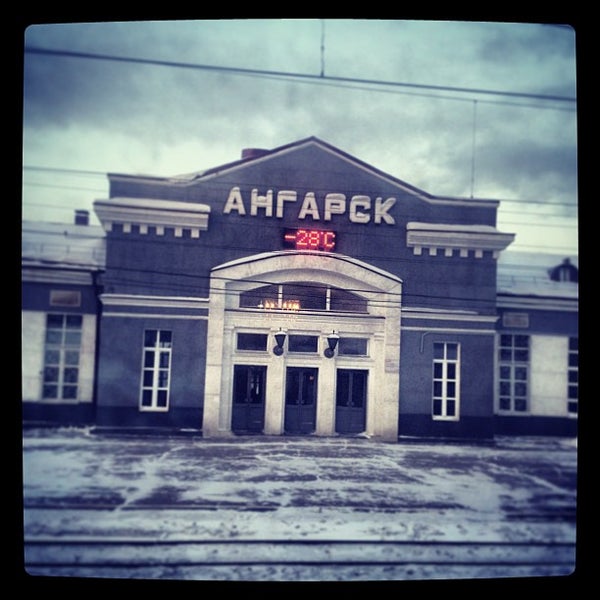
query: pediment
108 137 499 211
194 137 431 198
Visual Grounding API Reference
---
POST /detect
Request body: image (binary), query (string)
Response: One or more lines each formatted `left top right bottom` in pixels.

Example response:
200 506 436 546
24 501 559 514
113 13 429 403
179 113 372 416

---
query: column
264 341 285 435
316 335 337 436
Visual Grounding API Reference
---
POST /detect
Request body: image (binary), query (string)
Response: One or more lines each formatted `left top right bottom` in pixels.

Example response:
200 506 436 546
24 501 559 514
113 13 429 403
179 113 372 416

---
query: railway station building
21 137 578 440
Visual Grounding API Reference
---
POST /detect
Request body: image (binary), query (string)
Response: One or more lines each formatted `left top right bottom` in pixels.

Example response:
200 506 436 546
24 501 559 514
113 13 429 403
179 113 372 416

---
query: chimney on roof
549 257 578 283
74 209 89 226
241 148 269 160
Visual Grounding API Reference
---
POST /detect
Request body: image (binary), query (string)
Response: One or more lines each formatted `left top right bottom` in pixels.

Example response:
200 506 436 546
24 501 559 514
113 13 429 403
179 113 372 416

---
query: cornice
94 197 211 238
100 293 210 309
497 294 578 312
402 308 499 323
406 222 515 258
22 266 96 285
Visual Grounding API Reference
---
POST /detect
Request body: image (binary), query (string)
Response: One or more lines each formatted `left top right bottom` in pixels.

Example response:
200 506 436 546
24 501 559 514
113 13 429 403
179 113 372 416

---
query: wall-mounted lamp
324 330 340 358
273 328 287 356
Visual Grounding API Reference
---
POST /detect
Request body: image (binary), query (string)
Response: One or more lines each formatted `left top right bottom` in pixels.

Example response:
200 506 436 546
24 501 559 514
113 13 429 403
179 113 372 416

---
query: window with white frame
338 337 369 356
498 334 529 412
568 337 578 414
236 332 269 351
288 334 319 353
50 290 82 307
140 329 172 411
43 313 82 400
432 342 460 420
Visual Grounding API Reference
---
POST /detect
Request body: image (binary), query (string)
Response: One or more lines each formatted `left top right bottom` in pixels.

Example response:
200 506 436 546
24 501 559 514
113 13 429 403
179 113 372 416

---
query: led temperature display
283 228 337 252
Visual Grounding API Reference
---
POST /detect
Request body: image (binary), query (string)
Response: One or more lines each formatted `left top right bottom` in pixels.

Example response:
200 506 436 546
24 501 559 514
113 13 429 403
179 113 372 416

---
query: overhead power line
23 165 107 177
24 46 577 105
22 165 577 209
22 198 578 231
22 214 578 258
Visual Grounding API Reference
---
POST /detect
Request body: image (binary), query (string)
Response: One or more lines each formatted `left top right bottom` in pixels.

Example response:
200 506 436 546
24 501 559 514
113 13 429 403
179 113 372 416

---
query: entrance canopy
211 250 402 310
203 251 403 441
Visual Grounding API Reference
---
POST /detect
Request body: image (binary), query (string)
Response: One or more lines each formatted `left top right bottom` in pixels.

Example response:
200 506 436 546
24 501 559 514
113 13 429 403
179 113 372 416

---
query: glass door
284 367 318 434
335 369 368 434
231 365 266 433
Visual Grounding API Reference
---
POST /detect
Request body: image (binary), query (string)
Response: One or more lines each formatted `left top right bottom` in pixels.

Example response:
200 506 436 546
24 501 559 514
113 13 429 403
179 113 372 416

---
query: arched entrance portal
202 251 402 441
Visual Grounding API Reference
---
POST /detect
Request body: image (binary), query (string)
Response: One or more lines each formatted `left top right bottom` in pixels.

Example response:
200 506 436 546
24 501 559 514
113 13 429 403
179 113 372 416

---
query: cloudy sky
22 19 578 255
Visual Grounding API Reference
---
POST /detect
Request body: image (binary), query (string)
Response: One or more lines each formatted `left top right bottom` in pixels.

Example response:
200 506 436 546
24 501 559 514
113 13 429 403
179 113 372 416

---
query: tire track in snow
115 446 185 512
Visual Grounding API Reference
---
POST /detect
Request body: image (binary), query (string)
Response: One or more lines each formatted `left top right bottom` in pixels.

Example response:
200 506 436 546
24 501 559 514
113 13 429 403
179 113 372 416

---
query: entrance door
285 367 318 434
231 365 266 433
335 369 368 434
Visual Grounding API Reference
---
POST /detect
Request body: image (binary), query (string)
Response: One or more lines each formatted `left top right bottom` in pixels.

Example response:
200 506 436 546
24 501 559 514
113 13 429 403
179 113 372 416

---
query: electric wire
22 206 578 253
24 46 577 106
21 42 577 255
22 165 578 210
21 215 578 260
21 207 578 257
22 205 578 227
21 207 579 246
22 236 577 311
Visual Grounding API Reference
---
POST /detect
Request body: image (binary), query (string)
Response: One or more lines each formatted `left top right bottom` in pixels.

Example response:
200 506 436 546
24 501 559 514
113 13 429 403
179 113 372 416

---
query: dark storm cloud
23 20 576 142
24 54 245 138
476 139 577 207
23 54 130 127
23 21 217 128
23 44 318 149
22 19 578 250
22 18 322 120
474 24 576 98
478 23 575 66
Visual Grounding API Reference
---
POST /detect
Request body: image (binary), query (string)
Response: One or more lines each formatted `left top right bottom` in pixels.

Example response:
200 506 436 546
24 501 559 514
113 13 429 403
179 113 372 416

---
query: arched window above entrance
239 282 368 313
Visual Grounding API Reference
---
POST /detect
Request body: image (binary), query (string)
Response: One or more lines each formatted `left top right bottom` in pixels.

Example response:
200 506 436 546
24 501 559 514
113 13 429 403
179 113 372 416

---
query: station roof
497 250 578 300
21 221 106 270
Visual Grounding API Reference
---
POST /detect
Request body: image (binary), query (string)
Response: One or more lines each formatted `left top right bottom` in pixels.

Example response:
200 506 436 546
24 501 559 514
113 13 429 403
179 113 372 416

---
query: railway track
24 537 576 580
21 432 578 581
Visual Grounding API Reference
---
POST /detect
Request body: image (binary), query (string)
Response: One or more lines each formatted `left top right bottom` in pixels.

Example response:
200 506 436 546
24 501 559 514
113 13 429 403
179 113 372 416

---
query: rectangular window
568 337 578 414
498 334 529 413
42 314 82 400
237 332 268 351
338 337 368 356
140 329 172 411
432 342 460 420
502 312 529 328
50 290 82 307
288 334 319 353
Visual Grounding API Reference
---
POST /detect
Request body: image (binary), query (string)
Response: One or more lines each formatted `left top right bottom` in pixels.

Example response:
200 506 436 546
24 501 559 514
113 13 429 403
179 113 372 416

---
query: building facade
21 218 105 424
21 137 578 439
495 253 578 436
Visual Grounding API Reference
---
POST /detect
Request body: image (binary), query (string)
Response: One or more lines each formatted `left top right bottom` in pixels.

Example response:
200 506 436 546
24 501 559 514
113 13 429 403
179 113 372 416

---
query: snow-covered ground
21 427 578 582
